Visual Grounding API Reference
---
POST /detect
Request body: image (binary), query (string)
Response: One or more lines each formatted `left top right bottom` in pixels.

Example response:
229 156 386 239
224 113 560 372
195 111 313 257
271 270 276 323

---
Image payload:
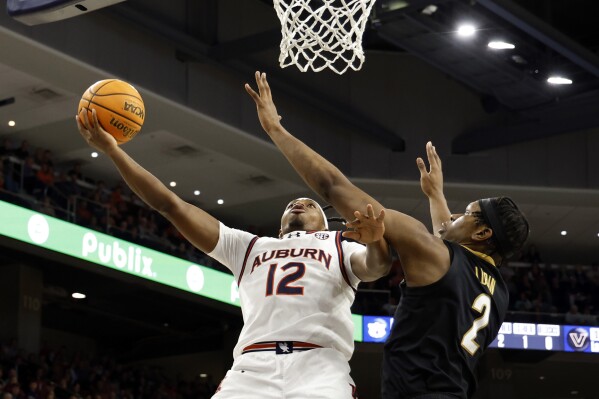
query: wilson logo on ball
109 117 140 138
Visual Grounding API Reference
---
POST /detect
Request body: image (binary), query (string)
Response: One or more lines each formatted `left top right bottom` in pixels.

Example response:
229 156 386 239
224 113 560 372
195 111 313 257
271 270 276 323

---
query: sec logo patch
315 233 329 240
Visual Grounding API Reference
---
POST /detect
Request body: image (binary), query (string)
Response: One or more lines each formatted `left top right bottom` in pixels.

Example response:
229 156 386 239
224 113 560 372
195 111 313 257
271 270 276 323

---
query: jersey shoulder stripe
238 236 259 286
335 231 356 292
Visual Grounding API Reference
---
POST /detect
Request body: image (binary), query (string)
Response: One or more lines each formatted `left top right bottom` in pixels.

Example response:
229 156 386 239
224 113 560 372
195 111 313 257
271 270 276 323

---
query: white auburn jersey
208 223 364 361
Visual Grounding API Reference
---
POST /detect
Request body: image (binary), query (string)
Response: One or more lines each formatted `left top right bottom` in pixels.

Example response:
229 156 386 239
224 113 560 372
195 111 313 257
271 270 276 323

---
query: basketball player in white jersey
76 110 391 399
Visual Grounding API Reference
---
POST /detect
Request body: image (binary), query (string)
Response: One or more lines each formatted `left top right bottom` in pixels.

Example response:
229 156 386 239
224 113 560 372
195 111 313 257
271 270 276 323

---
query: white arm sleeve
208 223 257 279
342 240 365 288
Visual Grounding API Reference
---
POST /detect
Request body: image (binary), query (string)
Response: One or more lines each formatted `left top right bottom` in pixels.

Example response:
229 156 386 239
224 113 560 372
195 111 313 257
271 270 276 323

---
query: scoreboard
488 323 599 353
362 316 599 353
488 322 562 351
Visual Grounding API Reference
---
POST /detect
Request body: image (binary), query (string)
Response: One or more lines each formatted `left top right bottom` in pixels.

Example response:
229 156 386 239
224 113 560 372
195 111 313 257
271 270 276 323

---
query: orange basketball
78 79 145 145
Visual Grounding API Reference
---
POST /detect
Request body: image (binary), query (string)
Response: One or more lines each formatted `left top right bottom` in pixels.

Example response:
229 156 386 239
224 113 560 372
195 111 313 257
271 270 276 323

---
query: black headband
478 198 510 258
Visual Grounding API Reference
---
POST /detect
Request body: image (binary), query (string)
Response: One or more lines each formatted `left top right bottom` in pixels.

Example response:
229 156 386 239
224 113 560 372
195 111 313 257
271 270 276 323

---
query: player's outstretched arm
245 71 377 222
346 204 391 282
246 72 450 285
76 110 220 254
417 142 451 237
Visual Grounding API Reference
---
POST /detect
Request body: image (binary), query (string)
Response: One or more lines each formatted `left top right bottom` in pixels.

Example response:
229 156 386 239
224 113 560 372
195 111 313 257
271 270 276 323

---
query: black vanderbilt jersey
381 240 508 399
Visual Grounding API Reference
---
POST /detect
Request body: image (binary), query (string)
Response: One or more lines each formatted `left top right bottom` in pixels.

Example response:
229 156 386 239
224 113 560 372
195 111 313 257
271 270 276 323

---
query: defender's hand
417 141 444 198
342 204 386 244
245 71 283 133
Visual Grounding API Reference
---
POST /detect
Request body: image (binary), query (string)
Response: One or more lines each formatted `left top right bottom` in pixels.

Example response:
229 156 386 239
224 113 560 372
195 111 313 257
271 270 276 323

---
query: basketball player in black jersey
246 72 530 399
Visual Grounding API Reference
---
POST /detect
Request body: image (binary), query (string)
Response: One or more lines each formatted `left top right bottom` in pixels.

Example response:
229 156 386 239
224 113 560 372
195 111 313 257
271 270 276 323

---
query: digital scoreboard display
488 322 563 351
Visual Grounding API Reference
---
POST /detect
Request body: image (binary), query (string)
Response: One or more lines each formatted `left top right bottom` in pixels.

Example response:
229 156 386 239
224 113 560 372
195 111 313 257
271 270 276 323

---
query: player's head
439 197 529 262
279 197 328 238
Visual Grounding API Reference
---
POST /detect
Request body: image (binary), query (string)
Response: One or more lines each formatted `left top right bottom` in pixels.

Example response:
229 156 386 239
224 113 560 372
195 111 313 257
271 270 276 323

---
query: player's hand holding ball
76 79 145 152
76 108 119 155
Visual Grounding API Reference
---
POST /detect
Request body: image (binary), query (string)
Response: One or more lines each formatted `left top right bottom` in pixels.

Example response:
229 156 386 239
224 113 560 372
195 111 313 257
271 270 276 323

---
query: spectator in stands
14 140 30 160
0 138 14 157
25 381 40 399
22 157 37 194
109 184 124 208
34 163 55 197
55 173 82 201
7 381 23 399
521 244 542 263
40 150 53 168
75 201 93 227
32 149 45 168
565 305 583 324
514 291 533 312
67 163 82 181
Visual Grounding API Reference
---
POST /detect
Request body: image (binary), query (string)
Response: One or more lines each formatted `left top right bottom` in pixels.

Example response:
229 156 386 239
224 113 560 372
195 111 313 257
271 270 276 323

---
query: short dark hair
481 197 530 260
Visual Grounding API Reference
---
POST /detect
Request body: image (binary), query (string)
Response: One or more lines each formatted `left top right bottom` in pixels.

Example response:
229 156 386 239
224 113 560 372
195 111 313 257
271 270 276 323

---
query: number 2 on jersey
266 262 306 296
461 293 491 356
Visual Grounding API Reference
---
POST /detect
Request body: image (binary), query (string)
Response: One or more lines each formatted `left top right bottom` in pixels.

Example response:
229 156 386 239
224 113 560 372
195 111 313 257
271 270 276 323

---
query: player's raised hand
417 141 444 198
245 71 283 133
343 204 386 244
76 109 118 154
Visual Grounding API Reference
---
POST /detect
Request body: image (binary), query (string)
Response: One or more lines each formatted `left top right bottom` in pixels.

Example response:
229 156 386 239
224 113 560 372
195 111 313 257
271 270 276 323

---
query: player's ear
472 226 492 242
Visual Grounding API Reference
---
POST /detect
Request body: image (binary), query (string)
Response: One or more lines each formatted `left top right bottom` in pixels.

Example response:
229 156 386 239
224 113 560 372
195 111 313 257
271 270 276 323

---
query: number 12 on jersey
266 262 306 296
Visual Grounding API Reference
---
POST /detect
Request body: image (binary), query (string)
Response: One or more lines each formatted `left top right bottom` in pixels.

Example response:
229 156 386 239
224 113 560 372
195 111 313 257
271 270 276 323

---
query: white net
273 0 377 74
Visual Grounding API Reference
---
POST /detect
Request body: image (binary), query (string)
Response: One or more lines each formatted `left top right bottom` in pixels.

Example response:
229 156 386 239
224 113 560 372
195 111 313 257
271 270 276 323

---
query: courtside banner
0 200 365 342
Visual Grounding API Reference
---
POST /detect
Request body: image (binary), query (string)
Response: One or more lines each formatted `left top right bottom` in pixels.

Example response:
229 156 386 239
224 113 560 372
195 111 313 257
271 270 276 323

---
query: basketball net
273 0 377 74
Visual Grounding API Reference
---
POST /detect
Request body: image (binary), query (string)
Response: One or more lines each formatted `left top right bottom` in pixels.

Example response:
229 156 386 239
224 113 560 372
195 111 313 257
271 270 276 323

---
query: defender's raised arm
245 71 449 285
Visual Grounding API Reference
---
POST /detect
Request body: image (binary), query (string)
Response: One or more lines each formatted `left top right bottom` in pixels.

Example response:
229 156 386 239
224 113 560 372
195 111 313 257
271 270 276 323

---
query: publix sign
0 200 228 301
81 232 156 278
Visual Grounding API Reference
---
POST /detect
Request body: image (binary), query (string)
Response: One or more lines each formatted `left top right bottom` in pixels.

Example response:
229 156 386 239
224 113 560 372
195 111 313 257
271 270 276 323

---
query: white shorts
212 347 358 399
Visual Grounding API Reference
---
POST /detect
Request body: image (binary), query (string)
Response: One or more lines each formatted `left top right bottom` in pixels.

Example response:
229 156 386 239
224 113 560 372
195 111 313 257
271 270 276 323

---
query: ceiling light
488 41 515 50
199 374 208 378
421 5 437 15
457 24 476 37
217 199 224 205
8 120 15 127
571 391 578 395
548 76 572 85
169 181 177 187
560 230 567 236
72 292 86 299
539 376 545 380
194 190 200 196
384 0 409 12
511 55 528 65
91 152 98 158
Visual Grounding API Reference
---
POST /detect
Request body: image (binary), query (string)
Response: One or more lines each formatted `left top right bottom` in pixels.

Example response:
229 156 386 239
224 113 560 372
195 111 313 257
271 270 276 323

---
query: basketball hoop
273 0 377 74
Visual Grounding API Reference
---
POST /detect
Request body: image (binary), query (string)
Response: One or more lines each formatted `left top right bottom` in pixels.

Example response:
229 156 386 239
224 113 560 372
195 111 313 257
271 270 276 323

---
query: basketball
78 79 145 145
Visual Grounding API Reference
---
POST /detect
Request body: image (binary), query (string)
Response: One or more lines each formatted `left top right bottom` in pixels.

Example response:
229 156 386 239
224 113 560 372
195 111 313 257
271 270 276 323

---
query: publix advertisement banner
0 200 363 341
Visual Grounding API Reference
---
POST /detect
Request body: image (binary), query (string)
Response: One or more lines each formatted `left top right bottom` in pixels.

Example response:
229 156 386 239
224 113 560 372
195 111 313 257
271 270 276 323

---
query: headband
478 198 509 257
